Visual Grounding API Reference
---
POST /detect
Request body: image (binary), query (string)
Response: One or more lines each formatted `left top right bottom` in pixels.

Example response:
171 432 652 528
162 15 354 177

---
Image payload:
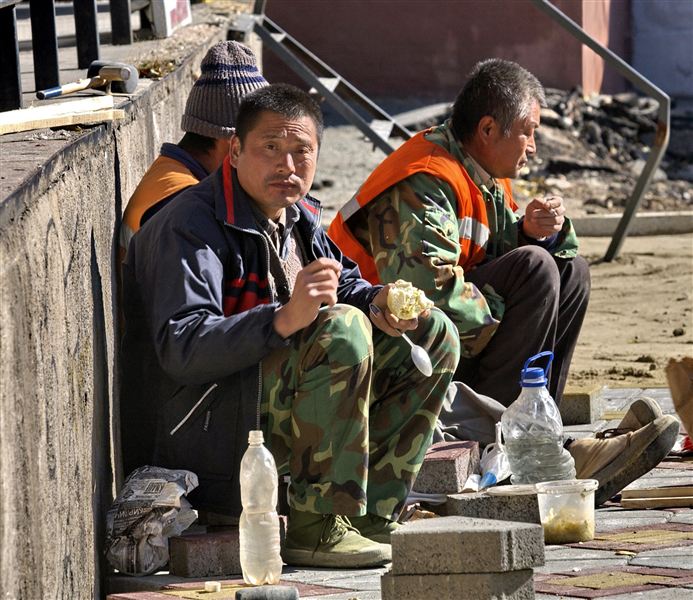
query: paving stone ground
107 387 692 599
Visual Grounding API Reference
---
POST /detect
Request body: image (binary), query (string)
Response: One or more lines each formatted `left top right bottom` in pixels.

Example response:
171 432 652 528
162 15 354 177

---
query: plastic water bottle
501 352 576 484
239 430 282 585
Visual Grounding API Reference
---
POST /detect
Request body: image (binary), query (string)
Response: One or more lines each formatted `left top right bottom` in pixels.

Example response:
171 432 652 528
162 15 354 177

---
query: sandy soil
570 234 692 388
315 126 693 389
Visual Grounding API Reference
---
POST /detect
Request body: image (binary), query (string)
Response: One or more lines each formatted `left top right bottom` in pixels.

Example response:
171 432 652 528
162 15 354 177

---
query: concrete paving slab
305 573 381 592
382 570 535 600
671 513 693 525
570 588 693 599
536 565 693 598
628 545 693 570
545 547 634 560
625 473 693 489
441 489 541 524
569 523 693 553
561 386 603 425
536 556 630 575
318 592 381 600
169 529 241 577
412 440 480 494
595 509 674 531
390 516 544 574
601 388 644 401
278 566 385 592
538 546 632 574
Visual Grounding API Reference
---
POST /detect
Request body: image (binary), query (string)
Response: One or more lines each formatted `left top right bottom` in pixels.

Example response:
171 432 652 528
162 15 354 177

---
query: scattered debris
635 355 656 363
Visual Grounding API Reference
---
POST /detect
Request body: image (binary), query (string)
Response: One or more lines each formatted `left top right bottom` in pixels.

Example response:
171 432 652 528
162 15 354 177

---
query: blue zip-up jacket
120 157 381 515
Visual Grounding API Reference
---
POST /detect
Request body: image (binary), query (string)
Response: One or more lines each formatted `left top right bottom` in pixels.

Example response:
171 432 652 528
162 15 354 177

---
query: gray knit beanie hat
181 41 268 138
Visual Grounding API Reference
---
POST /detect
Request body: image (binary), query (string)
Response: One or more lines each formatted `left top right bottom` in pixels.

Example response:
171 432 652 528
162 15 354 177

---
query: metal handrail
531 0 670 261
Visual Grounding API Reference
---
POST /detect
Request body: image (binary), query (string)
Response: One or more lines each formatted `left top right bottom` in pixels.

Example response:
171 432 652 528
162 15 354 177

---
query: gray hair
451 59 546 141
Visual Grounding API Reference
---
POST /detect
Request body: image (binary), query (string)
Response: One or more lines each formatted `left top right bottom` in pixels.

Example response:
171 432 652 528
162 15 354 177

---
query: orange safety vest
121 155 199 251
327 130 515 284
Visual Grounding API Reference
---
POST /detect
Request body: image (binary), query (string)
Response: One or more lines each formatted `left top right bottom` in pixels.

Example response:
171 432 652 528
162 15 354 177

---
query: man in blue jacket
121 84 460 568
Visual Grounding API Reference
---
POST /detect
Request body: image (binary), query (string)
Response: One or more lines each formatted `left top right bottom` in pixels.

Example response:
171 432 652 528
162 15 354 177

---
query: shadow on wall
91 231 113 600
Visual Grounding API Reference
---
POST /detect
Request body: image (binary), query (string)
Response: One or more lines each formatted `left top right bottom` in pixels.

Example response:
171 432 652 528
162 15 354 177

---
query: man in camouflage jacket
329 59 588 407
121 84 459 568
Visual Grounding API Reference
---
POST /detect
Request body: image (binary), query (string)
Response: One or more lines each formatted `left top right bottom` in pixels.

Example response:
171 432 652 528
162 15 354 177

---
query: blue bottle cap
479 472 498 490
521 367 547 387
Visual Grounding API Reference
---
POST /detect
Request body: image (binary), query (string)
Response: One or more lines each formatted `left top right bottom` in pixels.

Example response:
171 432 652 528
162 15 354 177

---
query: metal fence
0 0 148 111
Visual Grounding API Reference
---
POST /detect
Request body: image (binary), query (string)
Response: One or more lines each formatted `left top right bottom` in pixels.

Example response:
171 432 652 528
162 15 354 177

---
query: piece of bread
387 280 434 320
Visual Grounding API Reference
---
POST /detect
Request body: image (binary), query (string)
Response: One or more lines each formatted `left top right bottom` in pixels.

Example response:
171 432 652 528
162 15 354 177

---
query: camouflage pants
261 304 459 521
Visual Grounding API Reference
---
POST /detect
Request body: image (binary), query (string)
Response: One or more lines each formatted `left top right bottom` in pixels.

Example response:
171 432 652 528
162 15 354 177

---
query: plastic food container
536 479 599 544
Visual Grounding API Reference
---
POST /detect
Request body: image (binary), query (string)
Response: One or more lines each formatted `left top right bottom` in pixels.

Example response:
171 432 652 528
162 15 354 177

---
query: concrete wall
264 0 630 101
0 29 228 600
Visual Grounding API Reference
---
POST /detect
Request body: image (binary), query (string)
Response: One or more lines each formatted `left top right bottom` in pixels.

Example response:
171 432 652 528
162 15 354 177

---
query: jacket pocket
155 383 238 480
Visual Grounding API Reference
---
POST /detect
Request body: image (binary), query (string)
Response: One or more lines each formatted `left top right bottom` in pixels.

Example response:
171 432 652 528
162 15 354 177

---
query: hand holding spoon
369 303 433 377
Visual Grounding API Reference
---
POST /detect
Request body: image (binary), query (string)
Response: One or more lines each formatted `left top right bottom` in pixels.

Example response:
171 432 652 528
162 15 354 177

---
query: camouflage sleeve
363 172 501 358
552 217 580 258
517 213 579 258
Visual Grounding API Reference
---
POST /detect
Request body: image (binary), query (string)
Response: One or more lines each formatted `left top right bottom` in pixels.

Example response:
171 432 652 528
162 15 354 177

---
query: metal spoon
400 332 434 377
369 303 433 377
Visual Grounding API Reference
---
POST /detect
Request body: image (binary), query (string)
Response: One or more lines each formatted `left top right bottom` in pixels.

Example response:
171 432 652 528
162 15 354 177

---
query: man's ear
229 134 241 167
477 116 497 144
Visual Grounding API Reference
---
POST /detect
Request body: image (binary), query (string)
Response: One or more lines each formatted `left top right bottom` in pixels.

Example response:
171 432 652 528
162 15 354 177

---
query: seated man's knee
566 254 591 299
311 304 373 365
516 246 560 293
419 309 461 372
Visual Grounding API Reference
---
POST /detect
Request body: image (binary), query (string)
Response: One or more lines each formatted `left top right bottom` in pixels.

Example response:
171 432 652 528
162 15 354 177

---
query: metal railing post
29 0 60 91
73 0 100 68
530 0 670 262
110 0 133 45
0 1 22 110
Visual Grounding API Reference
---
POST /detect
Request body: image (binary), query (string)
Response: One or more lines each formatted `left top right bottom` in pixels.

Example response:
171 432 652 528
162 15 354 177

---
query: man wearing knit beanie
120 41 268 259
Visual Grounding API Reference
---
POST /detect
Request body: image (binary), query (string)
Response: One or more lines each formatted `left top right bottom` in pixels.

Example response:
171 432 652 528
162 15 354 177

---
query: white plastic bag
479 422 512 489
105 465 198 576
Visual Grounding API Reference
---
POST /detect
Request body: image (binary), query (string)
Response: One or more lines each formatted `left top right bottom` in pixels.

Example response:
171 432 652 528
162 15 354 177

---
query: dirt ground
570 234 692 389
315 125 692 390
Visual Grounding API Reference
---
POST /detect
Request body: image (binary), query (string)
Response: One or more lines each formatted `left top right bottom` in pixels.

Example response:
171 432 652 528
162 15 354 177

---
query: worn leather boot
595 397 662 438
569 415 679 505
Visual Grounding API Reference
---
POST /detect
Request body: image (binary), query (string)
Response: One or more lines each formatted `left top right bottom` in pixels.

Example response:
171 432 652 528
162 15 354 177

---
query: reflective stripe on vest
458 215 491 249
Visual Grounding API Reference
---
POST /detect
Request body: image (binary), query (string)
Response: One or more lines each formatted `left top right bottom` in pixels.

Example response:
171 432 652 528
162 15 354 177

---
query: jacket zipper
225 199 321 434
256 233 271 432
169 383 219 435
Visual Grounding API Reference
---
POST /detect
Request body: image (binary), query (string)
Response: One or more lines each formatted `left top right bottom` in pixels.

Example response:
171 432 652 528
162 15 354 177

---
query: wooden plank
622 486 693 499
620 496 693 509
0 96 123 134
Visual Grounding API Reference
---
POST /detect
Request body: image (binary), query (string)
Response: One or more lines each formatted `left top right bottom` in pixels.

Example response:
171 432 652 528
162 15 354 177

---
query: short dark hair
451 59 546 142
235 83 324 146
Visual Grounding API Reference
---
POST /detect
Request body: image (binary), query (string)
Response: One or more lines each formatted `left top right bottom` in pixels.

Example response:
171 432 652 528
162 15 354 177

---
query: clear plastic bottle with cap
501 352 576 484
238 430 283 585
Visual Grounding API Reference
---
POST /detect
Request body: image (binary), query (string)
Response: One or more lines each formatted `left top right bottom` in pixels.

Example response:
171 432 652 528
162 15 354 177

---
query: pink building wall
264 0 629 100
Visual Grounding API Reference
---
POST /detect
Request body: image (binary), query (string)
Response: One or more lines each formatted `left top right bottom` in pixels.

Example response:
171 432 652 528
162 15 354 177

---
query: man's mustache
265 176 300 186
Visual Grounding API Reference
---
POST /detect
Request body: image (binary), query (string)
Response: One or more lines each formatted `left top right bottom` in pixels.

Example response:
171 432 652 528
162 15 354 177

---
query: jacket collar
215 155 322 231
160 142 209 181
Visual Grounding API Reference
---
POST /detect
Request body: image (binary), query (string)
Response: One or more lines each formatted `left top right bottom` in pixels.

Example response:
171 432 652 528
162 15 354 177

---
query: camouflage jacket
349 120 579 358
